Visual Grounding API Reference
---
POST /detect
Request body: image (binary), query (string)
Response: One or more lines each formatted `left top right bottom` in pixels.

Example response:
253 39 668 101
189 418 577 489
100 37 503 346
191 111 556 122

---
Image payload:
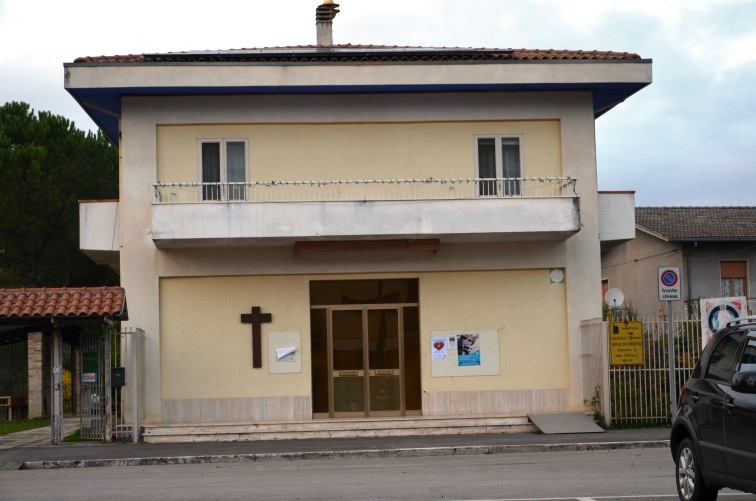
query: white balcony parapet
153 177 577 204
150 177 580 247
79 200 120 272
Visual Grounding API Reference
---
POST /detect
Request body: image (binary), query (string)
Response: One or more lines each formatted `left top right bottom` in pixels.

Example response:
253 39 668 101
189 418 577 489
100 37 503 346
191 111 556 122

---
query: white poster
431 337 448 360
700 296 746 347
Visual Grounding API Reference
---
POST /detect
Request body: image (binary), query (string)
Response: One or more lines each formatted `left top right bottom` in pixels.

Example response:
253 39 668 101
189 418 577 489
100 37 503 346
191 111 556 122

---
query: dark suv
670 316 756 501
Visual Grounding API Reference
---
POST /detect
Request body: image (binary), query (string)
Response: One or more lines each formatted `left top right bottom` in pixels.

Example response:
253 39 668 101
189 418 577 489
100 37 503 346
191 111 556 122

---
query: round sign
661 269 679 287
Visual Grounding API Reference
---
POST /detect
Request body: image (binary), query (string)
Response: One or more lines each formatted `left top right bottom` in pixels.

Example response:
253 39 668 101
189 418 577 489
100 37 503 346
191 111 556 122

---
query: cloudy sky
1 0 754 206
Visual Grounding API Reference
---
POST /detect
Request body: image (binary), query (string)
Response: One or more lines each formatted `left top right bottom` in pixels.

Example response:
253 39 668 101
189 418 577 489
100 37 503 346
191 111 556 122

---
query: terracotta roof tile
73 46 641 64
636 207 756 241
0 287 127 321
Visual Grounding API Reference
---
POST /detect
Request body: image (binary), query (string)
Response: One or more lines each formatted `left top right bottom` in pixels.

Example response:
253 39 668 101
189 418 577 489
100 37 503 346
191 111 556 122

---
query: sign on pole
658 266 681 418
658 267 681 301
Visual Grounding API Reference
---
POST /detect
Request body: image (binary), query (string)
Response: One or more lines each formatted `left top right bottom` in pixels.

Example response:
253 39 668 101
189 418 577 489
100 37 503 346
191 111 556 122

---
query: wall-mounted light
549 268 565 284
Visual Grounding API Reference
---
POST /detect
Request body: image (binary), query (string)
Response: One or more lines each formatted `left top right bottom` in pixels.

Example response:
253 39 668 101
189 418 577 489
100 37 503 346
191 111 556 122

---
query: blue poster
457 334 481 367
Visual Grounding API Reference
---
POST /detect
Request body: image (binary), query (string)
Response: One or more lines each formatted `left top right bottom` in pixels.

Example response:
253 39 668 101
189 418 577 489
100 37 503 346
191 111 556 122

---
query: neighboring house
68 3 650 433
601 206 756 319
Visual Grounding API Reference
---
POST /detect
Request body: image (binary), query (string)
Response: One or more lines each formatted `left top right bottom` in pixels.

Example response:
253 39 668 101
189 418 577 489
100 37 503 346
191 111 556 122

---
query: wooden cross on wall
240 306 273 368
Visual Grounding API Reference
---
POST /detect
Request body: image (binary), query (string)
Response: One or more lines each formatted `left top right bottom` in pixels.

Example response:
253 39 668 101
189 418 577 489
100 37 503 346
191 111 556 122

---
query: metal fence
608 314 702 426
79 327 106 441
153 177 577 204
79 326 144 442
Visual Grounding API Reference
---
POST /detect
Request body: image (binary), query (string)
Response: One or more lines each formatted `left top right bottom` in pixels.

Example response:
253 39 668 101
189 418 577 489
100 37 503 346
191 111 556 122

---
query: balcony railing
153 177 577 204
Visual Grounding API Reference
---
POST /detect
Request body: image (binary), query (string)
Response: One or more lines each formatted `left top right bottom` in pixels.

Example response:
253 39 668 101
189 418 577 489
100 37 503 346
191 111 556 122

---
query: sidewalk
0 423 670 470
0 419 80 450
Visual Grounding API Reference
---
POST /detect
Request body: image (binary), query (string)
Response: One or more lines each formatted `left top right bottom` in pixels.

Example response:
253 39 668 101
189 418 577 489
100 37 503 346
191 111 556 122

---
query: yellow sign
609 321 644 366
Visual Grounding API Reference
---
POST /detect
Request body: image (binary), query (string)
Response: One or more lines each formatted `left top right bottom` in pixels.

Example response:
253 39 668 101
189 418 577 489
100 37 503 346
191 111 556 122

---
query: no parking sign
658 267 681 301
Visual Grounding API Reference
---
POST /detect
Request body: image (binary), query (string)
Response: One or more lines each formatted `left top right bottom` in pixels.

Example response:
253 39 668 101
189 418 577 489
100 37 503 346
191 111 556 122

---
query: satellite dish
605 288 625 308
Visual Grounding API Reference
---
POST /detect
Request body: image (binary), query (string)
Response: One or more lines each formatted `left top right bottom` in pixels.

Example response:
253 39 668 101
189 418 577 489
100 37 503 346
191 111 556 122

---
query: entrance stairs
142 415 535 443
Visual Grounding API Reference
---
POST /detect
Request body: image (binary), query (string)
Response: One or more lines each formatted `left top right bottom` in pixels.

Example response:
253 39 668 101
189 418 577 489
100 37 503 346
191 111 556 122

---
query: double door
313 306 419 418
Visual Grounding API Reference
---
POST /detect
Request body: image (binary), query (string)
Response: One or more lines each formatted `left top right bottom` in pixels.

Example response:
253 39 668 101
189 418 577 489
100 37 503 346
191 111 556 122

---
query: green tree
0 101 119 287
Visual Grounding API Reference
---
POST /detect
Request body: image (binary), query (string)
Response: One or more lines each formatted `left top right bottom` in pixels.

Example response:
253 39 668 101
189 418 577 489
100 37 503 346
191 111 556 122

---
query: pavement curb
18 439 670 470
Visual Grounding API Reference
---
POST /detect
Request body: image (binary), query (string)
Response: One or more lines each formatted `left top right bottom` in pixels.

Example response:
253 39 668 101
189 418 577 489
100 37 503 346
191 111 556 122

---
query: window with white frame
476 136 522 196
200 140 247 201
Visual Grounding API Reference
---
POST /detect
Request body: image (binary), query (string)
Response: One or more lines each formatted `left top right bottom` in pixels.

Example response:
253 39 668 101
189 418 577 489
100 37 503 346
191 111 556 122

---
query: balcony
149 177 580 248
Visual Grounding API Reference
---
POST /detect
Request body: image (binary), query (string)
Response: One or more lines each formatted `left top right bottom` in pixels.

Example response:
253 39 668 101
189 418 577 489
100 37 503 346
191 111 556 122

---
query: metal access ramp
528 413 604 434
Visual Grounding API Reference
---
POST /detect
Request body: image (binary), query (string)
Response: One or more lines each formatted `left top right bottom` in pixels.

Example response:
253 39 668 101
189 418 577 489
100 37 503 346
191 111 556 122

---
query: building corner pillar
27 332 44 419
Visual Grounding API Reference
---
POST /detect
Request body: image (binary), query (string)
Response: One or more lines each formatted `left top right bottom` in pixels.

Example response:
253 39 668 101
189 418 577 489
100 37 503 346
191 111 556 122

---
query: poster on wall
457 333 481 367
431 337 448 360
700 296 747 347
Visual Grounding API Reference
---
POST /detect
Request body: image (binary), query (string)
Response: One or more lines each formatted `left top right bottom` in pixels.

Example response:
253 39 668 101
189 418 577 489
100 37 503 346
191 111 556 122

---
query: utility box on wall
111 367 126 388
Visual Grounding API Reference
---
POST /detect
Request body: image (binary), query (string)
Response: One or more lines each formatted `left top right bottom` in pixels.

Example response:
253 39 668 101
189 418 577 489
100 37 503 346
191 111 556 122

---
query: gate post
601 320 611 426
104 319 112 443
51 322 64 445
667 303 677 420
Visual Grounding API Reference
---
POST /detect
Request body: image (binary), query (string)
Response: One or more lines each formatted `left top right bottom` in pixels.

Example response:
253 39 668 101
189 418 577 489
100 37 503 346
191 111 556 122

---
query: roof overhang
65 58 652 145
0 287 128 330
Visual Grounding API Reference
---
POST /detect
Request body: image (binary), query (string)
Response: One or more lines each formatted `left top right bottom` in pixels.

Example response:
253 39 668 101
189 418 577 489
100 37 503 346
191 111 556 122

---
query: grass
0 418 49 436
63 429 81 442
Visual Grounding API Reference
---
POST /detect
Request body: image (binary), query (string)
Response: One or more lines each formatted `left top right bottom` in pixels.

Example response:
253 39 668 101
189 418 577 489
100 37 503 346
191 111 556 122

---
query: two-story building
69 2 651 439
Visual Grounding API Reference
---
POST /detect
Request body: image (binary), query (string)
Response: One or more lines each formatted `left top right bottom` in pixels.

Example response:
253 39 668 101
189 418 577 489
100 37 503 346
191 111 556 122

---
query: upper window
720 260 748 297
200 140 247 201
476 136 522 196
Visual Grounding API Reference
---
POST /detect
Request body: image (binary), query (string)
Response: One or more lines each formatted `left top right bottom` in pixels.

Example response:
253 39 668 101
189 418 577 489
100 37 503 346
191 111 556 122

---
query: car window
706 332 744 383
737 337 756 373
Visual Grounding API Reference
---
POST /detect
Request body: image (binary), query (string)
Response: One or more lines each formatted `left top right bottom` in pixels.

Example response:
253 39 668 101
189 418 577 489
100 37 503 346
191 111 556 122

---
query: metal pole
104 320 112 443
667 301 677 420
51 322 63 445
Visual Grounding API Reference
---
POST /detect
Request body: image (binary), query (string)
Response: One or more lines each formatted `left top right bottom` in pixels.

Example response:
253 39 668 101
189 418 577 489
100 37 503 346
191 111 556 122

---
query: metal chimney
316 0 340 46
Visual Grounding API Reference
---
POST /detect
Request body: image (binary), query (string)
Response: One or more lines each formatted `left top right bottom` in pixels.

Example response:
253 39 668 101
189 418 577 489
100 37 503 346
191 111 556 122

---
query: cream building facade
69 8 651 432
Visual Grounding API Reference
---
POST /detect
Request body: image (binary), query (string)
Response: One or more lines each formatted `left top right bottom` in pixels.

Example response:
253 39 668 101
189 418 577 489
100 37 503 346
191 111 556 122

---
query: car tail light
678 382 687 405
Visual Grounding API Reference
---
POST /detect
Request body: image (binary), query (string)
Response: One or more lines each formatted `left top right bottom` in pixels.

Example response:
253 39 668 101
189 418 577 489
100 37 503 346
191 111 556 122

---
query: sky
1 0 754 207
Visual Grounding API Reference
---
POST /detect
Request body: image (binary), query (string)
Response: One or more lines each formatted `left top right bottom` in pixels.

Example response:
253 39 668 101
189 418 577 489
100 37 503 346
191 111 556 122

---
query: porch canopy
0 286 127 338
0 287 127 443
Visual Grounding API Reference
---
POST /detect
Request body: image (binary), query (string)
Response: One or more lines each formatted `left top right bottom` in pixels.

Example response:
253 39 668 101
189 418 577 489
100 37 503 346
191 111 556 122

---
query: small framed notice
268 331 302 374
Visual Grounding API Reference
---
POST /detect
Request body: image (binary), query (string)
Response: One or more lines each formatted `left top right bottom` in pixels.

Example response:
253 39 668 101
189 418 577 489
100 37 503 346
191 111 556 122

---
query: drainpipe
316 0 340 46
685 241 698 316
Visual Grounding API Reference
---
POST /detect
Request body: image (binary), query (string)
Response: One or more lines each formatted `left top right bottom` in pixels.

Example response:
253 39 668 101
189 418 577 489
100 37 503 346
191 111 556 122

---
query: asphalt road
1 447 754 500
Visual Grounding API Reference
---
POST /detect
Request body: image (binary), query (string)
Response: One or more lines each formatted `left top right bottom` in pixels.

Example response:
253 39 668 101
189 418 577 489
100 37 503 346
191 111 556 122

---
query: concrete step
142 415 535 443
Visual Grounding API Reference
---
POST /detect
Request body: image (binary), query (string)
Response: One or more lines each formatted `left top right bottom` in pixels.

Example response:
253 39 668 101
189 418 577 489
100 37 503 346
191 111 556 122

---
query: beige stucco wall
160 275 310 400
159 269 567 402
420 269 568 391
156 121 562 183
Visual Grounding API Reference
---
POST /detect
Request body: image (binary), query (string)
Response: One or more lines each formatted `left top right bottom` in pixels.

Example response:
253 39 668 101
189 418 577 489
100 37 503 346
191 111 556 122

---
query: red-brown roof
73 46 641 64
0 287 127 321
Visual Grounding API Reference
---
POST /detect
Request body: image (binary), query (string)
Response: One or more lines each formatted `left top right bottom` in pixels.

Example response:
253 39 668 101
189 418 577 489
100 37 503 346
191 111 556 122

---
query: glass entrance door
332 308 402 417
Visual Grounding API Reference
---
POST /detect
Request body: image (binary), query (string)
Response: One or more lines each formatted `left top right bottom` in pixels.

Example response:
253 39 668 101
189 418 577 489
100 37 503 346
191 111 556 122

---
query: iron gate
117 327 144 442
608 315 701 425
79 326 144 442
79 327 106 441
